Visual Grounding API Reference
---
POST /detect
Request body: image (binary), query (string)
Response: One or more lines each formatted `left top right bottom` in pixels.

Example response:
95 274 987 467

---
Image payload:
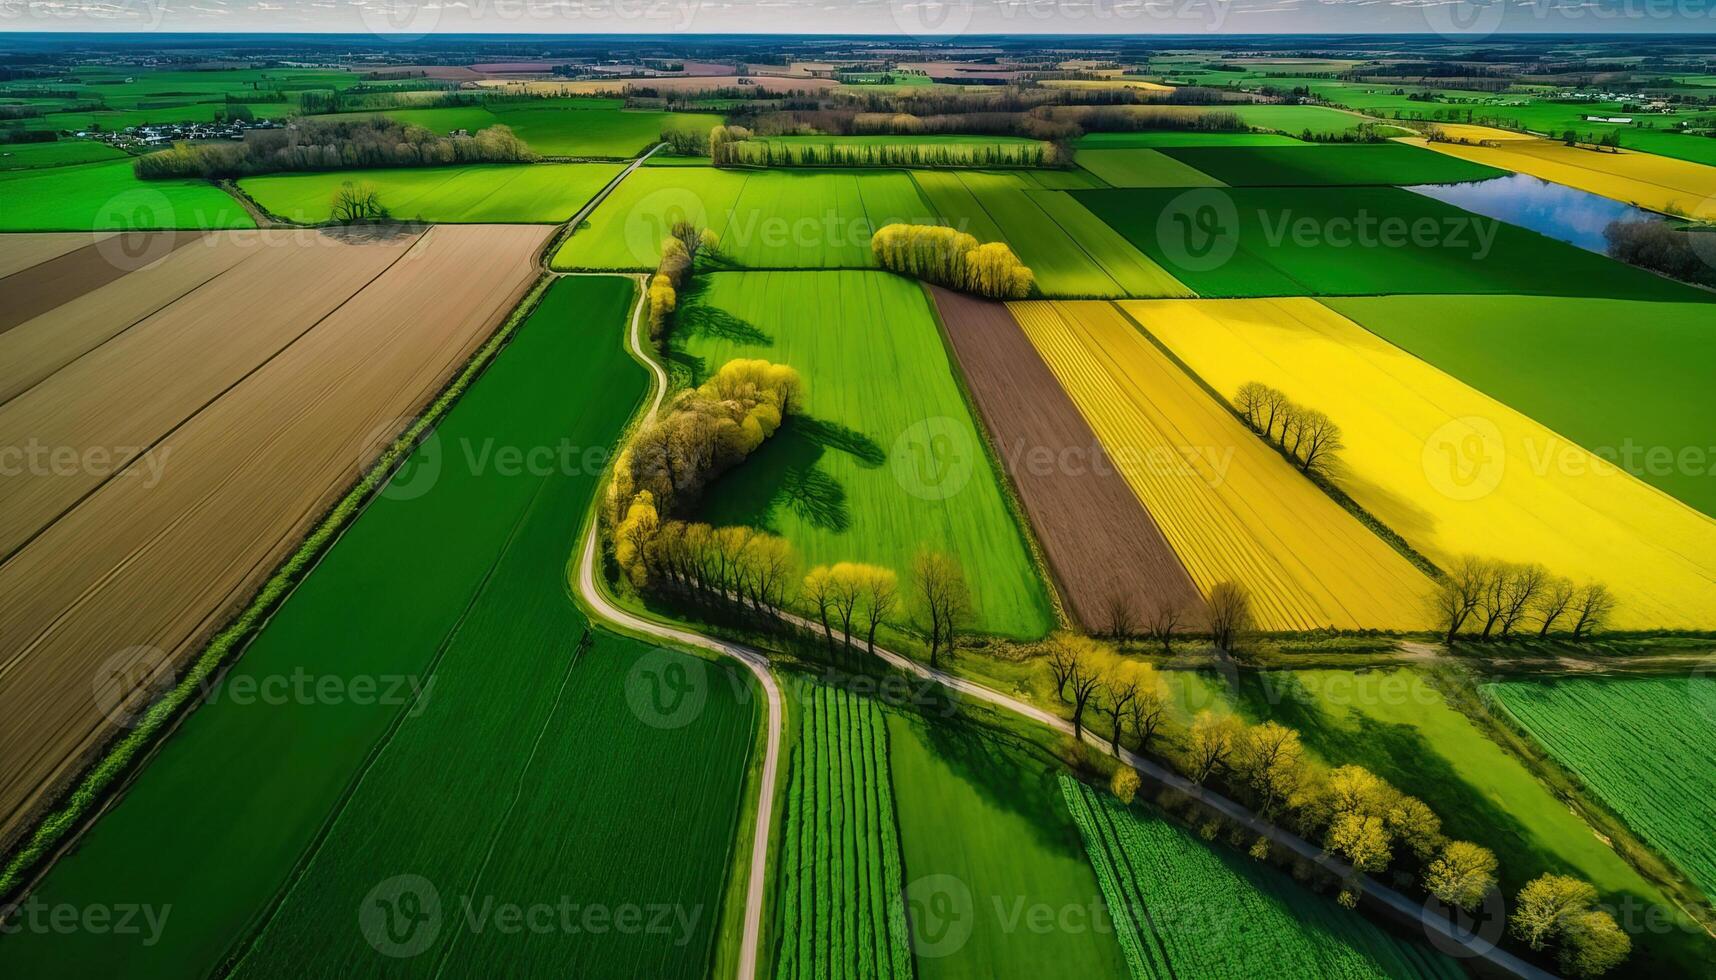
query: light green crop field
1326 295 1716 518
0 139 127 170
0 277 751 980
1161 143 1507 186
912 170 1190 297
1075 148 1225 187
1156 668 1703 974
17 66 362 131
774 685 912 980
888 713 1130 979
1486 677 1716 900
239 162 623 223
357 100 723 157
554 167 938 270
0 158 254 230
1062 776 1463 979
675 271 1054 639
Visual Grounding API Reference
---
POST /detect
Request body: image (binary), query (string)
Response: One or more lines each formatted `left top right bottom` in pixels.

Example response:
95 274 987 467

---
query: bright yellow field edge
1008 299 1435 632
1124 297 1716 631
1405 135 1716 219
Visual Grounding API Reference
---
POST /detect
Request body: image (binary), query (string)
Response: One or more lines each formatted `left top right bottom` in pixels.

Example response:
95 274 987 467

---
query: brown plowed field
0 232 264 404
0 233 108 280
0 232 203 334
0 224 550 845
931 286 1203 630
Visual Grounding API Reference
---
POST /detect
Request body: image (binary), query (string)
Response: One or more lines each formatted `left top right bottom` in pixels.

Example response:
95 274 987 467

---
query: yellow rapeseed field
1009 300 1435 631
1410 123 1537 143
1126 297 1716 631
1406 135 1716 219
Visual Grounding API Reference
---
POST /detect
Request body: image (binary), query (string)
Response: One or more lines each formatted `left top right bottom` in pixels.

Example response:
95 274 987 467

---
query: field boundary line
0 264 558 905
539 142 664 272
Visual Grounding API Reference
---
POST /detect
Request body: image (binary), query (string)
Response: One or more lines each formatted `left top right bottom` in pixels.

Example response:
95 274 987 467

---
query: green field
912 170 1191 297
1486 677 1716 900
0 277 756 979
1075 148 1225 188
16 66 362 132
1075 132 1308 148
774 685 912 980
1155 668 1702 974
1075 185 1706 300
357 100 723 157
1159 144 1506 186
239 162 622 223
0 158 254 230
674 271 1053 639
554 167 937 270
888 713 1129 979
1326 295 1716 518
0 139 127 170
1062 777 1462 979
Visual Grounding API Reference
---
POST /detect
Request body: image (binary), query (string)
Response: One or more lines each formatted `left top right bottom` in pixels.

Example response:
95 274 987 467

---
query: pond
1406 171 1663 254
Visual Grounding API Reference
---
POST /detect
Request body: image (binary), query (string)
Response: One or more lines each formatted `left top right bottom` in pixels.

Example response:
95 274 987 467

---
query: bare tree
1046 635 1080 702
1434 555 1492 646
1067 644 1105 741
1569 583 1615 641
1206 581 1252 653
1143 601 1188 656
1534 577 1577 638
1126 672 1169 754
1497 564 1547 639
1234 381 1270 429
1260 386 1291 441
330 180 387 224
1097 667 1140 753
912 550 970 669
1105 593 1137 643
1294 409 1344 474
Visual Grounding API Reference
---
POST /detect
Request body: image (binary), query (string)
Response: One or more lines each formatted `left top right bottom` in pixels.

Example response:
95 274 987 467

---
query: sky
0 0 1711 35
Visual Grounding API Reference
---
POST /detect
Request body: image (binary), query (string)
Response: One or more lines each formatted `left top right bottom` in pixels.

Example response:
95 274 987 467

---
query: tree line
1433 556 1614 646
716 138 1071 170
133 116 536 180
1604 218 1716 289
646 222 719 345
1234 381 1345 474
870 224 1034 300
1047 631 1628 976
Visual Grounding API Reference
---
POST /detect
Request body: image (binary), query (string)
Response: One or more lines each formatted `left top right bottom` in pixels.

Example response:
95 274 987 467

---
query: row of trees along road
647 222 720 345
1433 555 1614 645
1047 628 1630 977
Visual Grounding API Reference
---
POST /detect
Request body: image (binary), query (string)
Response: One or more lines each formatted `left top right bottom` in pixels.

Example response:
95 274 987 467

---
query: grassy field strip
1130 297 1716 630
1073 148 1225 188
239 162 625 224
1326 295 1716 519
1023 190 1196 298
1062 777 1464 980
678 271 1054 639
1009 300 1432 631
1486 678 1716 900
1405 135 1716 218
1160 143 1506 186
774 686 912 980
0 159 255 231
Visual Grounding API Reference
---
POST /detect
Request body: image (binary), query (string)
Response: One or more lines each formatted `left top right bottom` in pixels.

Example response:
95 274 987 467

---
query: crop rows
775 685 913 980
1487 678 1716 899
1060 776 1462 980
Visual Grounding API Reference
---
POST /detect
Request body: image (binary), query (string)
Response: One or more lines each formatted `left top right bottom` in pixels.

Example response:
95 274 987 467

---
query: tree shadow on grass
702 415 866 534
677 301 773 348
796 416 886 468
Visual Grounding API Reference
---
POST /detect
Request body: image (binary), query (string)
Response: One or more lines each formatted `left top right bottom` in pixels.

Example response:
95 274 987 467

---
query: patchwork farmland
6 30 1716 980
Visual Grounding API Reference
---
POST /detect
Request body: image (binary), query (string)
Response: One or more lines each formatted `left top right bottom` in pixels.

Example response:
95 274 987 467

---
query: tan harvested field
0 233 108 280
0 232 264 403
0 223 549 845
0 232 204 334
0 228 421 561
933 287 1203 629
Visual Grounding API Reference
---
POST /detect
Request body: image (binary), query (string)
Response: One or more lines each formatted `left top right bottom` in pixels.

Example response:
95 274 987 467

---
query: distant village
79 117 281 150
